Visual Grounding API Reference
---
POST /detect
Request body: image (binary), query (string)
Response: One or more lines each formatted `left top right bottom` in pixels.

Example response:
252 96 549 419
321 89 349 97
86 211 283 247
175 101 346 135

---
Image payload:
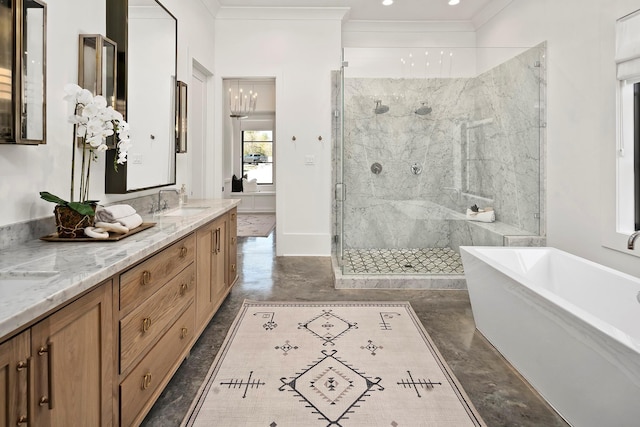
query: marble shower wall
465 46 543 234
342 46 543 249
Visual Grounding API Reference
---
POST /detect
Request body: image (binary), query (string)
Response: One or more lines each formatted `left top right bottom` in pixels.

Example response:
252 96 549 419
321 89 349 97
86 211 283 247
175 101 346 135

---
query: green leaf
39 192 97 216
39 191 69 206
68 201 96 216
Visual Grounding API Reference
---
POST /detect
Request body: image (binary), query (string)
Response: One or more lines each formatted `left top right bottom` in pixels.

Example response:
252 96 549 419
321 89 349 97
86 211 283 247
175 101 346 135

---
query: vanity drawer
120 264 195 373
120 303 195 427
119 233 195 314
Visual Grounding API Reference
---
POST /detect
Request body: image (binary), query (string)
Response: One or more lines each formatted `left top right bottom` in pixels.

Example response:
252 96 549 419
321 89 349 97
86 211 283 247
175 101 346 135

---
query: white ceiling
215 0 498 22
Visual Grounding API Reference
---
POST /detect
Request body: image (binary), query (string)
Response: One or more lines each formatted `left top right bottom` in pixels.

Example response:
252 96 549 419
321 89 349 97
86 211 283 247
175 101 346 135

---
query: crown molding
216 6 350 21
343 20 476 33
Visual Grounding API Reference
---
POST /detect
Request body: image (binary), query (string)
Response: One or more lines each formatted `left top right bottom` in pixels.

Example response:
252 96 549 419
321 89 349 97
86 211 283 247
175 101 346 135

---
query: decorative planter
54 204 95 238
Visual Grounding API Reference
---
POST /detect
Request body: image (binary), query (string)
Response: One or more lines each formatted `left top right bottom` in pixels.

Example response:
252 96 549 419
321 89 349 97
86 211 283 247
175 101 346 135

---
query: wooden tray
40 222 156 242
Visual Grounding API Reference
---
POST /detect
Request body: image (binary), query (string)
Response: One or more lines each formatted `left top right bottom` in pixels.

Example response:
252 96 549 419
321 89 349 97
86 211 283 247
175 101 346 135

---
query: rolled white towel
95 221 129 234
116 213 143 230
95 204 137 223
466 208 496 223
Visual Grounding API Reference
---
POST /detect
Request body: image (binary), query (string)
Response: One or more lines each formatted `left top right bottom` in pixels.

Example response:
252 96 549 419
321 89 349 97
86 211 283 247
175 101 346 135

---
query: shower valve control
371 162 382 174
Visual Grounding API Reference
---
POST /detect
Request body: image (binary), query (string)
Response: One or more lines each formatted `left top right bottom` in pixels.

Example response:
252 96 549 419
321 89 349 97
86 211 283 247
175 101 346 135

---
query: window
242 130 273 185
606 9 640 255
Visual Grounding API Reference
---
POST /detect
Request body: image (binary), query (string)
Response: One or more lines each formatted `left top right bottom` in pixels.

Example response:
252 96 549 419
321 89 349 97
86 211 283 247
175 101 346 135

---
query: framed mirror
0 0 47 145
105 0 177 192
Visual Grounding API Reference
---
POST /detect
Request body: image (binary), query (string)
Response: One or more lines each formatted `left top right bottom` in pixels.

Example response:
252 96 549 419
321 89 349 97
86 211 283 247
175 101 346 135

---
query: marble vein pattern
341 45 545 251
0 199 240 341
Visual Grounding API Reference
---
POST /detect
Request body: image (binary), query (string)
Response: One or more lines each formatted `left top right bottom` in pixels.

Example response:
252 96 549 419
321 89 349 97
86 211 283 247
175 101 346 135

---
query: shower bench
450 216 545 250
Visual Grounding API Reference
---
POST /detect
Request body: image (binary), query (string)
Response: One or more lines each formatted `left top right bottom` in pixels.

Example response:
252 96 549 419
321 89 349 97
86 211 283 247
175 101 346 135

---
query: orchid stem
85 152 92 201
79 142 87 204
70 123 77 202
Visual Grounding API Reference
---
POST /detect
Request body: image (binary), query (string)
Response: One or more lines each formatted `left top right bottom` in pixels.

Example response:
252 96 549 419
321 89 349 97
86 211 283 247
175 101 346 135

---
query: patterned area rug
182 301 485 427
237 214 276 237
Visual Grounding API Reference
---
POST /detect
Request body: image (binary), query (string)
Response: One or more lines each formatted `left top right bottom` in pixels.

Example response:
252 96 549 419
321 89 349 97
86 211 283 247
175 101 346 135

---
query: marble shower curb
332 255 467 290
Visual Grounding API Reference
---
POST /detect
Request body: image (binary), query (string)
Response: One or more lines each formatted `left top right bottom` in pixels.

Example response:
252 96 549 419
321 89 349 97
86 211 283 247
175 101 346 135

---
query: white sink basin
162 206 210 217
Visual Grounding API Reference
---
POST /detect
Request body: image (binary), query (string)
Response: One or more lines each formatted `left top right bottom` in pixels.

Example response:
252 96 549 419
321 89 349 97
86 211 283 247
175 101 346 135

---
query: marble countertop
0 198 240 342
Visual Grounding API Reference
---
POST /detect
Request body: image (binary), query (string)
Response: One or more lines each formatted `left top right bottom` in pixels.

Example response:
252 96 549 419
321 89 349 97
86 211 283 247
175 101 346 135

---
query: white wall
159 0 217 199
215 8 344 256
477 0 640 277
0 0 216 227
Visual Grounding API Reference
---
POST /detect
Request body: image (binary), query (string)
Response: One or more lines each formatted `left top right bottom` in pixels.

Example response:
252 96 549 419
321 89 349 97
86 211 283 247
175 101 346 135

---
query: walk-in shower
332 44 547 288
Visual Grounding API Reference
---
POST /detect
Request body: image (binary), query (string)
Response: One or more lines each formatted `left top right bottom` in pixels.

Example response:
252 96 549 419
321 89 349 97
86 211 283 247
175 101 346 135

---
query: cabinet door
31 281 113 427
0 331 30 427
228 208 238 287
196 221 215 331
195 216 228 333
213 216 227 304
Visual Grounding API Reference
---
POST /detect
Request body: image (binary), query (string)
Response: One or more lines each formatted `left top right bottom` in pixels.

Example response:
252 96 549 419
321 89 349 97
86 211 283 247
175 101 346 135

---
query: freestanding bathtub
460 246 640 427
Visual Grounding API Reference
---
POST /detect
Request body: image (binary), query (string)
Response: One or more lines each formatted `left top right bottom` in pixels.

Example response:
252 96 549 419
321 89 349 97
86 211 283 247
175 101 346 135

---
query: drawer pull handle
38 343 54 409
181 327 189 339
142 373 152 390
231 213 236 220
17 357 30 425
231 263 237 272
231 237 236 245
179 246 188 258
142 270 151 286
180 283 188 296
142 317 152 333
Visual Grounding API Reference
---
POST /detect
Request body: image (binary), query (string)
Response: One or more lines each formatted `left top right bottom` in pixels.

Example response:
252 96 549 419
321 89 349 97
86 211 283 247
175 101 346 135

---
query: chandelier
228 80 258 119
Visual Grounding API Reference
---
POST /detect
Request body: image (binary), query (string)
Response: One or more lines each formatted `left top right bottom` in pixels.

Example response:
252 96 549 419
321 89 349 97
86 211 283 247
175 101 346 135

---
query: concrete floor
142 234 568 426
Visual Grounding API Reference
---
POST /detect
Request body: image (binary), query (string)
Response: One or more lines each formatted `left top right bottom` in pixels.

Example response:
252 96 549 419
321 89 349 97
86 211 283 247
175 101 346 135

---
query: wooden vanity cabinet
0 281 113 427
116 233 196 426
30 282 113 426
0 205 238 427
195 214 228 335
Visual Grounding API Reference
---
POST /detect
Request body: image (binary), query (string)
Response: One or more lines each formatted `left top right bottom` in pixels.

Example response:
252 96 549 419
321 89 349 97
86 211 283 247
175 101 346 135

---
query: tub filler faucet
627 231 640 249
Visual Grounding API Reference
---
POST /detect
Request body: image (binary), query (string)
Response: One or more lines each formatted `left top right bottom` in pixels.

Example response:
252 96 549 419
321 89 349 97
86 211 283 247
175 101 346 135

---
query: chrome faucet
627 231 640 249
155 188 179 212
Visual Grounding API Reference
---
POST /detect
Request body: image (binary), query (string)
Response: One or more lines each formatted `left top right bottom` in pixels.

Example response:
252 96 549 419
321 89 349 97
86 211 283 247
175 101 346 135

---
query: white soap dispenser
179 184 188 206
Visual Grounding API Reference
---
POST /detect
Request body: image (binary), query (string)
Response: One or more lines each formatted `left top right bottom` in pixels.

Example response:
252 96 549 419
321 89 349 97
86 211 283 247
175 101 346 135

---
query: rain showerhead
415 102 432 116
374 100 389 115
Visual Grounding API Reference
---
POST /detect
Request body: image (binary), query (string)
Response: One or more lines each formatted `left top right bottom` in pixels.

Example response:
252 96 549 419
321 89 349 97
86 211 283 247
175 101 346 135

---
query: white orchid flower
93 95 107 109
82 103 99 118
118 139 132 151
76 125 87 138
77 89 94 105
117 151 128 164
63 83 83 102
109 108 124 122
